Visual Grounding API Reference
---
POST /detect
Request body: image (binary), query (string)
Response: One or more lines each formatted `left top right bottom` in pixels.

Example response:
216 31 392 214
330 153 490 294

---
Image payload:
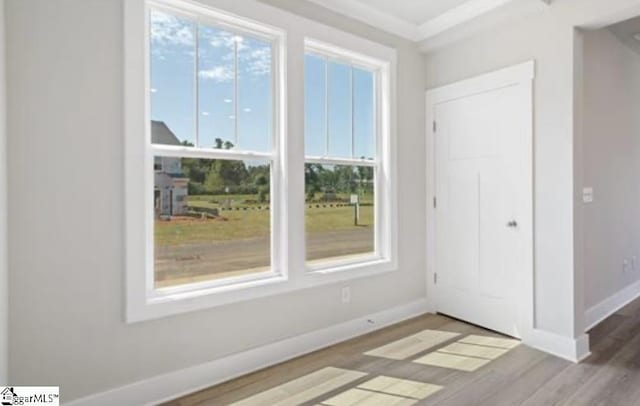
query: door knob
507 220 518 228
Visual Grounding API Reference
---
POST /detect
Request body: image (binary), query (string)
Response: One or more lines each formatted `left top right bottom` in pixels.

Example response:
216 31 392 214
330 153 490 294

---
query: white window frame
303 39 394 273
125 0 397 322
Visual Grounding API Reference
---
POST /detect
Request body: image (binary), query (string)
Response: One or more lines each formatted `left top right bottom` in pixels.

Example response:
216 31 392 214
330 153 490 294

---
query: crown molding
305 0 421 41
304 0 552 43
419 0 552 52
418 0 516 39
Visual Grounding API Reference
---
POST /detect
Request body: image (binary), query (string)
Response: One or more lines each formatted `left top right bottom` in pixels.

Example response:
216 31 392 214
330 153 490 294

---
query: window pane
305 54 327 156
238 36 272 152
305 164 375 265
328 62 352 158
198 25 235 149
353 68 375 160
154 156 272 288
150 10 196 146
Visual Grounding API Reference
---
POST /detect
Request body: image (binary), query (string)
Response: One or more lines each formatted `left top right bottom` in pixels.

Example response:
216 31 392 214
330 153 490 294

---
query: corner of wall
527 329 590 363
0 0 8 385
572 27 586 338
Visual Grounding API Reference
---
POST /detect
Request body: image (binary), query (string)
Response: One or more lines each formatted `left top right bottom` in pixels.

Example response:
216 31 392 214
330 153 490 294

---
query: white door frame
425 60 535 341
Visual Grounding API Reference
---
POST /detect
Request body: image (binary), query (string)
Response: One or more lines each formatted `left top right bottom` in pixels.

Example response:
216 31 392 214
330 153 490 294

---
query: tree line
179 139 270 201
305 163 374 202
179 139 374 203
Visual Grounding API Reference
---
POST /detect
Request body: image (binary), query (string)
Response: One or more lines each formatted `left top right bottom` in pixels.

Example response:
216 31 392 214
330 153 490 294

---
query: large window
147 3 282 292
304 41 386 270
125 0 395 321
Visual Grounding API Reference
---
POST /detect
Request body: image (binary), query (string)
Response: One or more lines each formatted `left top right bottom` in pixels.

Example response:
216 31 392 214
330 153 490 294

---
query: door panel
434 84 525 338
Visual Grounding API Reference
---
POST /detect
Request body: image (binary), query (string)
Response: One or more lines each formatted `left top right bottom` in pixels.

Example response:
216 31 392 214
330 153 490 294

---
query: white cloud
198 66 234 83
205 31 248 53
224 99 233 103
202 112 210 116
150 11 194 48
242 47 271 77
150 88 158 93
243 108 252 113
200 33 271 82
150 13 272 83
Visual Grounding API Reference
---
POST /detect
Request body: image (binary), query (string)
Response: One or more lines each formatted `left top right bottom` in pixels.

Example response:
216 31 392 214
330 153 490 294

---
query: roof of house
151 121 182 146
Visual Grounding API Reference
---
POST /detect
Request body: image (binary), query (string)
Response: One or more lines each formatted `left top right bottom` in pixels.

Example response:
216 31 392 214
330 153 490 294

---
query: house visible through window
126 0 394 319
149 6 277 289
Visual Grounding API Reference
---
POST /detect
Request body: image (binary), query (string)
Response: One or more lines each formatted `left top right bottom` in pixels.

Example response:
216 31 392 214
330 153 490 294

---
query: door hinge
434 273 438 284
433 121 437 132
433 197 437 209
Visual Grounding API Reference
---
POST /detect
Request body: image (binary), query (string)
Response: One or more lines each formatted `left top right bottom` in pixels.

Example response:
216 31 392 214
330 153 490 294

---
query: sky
150 9 375 160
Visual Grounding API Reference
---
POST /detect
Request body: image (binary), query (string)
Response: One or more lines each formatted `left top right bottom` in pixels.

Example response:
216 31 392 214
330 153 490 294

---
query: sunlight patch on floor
458 334 520 349
230 367 367 406
438 342 509 359
414 351 491 372
364 329 461 360
320 376 443 406
413 335 519 372
231 333 520 405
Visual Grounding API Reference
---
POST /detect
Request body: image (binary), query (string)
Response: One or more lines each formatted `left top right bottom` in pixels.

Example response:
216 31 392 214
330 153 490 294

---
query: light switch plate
583 187 594 203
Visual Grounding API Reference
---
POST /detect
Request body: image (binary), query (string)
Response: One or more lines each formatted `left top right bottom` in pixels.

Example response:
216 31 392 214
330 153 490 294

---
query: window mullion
350 66 354 159
324 57 329 157
194 22 200 148
234 37 239 147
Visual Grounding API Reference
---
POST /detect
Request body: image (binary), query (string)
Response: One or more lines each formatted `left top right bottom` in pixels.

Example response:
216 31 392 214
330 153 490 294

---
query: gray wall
0 0 7 385
582 29 640 310
423 0 640 339
6 0 425 400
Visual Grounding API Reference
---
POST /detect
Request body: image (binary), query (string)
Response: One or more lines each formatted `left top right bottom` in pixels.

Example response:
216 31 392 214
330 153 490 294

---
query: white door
432 76 532 338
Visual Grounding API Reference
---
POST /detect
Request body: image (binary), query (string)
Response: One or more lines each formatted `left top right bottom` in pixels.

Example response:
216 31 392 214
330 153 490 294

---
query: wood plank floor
165 298 640 405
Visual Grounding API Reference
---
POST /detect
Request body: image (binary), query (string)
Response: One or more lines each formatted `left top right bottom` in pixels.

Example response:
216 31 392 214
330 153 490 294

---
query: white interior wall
424 0 640 346
5 0 425 401
0 0 7 385
582 29 640 317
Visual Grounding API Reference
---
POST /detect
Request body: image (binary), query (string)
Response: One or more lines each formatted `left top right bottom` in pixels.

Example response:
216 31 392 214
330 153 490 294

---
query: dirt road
155 227 374 287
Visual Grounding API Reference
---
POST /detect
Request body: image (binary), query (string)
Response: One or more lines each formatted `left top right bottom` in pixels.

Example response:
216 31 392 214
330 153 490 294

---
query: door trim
425 60 535 340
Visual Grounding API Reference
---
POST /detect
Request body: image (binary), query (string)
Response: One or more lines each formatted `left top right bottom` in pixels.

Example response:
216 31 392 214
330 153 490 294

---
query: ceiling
305 0 552 43
358 0 470 25
608 16 640 55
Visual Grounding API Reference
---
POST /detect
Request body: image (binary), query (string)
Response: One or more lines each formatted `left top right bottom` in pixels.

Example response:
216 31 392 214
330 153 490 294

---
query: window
304 40 390 270
125 0 395 321
146 2 283 293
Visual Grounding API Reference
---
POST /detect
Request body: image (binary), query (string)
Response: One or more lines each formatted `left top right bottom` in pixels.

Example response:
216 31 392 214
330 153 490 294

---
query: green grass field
155 194 374 246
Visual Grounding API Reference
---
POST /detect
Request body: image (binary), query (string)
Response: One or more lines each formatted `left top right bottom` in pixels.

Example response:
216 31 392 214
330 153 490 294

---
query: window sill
127 259 397 323
148 271 287 305
307 255 389 274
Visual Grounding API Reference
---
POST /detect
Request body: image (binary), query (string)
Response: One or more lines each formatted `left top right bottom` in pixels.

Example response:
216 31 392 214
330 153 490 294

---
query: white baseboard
526 329 590 363
585 279 640 332
66 299 431 406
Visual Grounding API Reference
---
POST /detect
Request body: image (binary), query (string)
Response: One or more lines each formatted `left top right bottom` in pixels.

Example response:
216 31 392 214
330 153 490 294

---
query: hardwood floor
165 298 640 405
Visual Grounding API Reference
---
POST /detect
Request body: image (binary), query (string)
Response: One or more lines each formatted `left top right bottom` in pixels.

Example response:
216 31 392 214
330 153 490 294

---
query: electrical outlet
341 287 351 304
